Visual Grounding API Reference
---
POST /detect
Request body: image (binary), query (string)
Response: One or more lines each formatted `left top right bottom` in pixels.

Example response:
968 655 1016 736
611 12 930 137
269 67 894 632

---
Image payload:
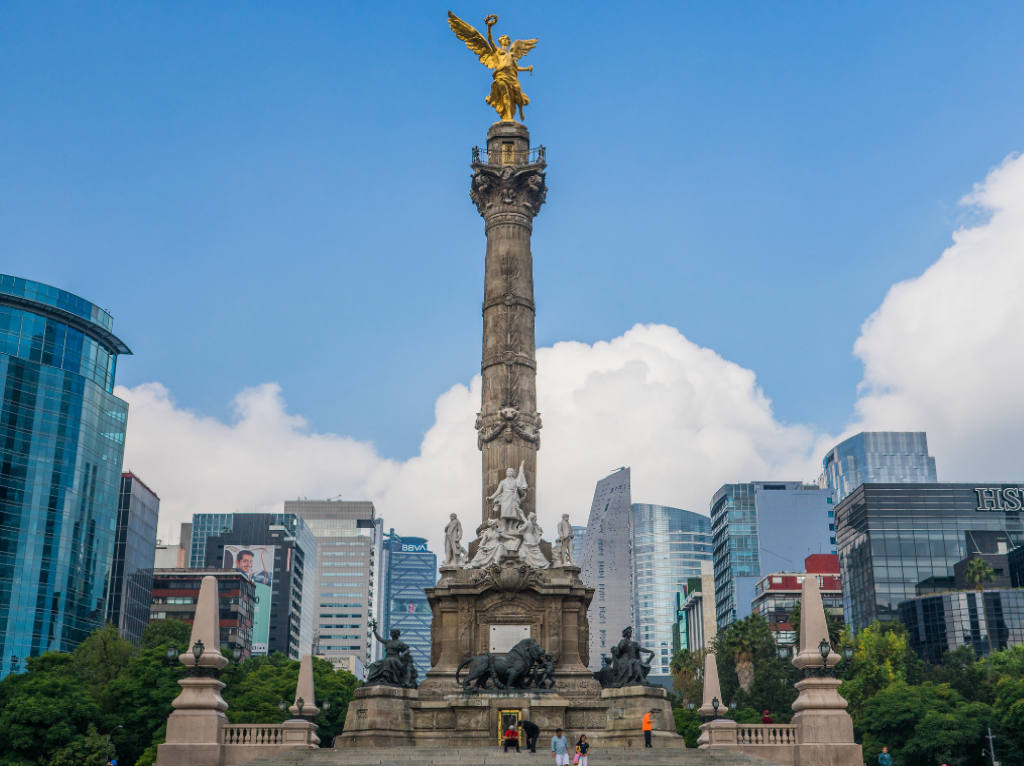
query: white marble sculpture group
441 465 576 570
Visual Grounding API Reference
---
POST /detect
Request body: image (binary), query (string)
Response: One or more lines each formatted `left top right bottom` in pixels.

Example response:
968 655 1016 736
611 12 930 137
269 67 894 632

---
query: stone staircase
251 745 774 765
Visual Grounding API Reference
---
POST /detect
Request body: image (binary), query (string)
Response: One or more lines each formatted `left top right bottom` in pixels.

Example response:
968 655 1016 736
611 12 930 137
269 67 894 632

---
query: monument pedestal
791 676 862 765
419 561 599 701
336 686 417 747
599 685 676 748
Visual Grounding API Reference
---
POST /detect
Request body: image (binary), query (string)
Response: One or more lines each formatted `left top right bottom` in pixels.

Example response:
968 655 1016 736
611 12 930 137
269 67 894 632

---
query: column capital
470 163 547 219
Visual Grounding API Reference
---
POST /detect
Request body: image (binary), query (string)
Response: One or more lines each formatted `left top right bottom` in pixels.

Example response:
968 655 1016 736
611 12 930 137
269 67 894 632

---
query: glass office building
898 589 1024 663
106 472 159 644
0 275 131 677
631 504 711 681
380 532 436 676
820 432 937 505
835 483 1024 632
711 481 835 629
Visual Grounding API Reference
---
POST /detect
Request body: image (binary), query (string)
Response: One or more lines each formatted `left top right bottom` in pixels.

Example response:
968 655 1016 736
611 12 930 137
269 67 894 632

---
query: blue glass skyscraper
631 504 712 681
711 481 835 630
380 532 436 675
820 431 937 505
0 275 131 677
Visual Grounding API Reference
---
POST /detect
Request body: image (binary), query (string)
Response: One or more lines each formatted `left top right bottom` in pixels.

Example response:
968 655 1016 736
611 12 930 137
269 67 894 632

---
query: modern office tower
150 569 255 654
679 559 716 652
379 531 436 676
751 554 843 647
284 500 384 673
571 525 586 565
836 483 1024 632
0 275 131 678
899 588 1024 662
580 467 633 670
819 431 937 505
711 481 835 630
631 504 712 683
106 472 160 644
1010 547 1024 588
194 512 318 658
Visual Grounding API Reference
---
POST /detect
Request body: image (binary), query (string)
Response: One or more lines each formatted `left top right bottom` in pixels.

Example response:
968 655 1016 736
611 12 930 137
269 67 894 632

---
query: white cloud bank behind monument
120 152 1024 553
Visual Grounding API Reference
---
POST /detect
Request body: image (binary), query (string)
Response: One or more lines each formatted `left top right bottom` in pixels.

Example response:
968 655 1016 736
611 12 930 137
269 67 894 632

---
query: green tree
0 652 103 765
714 615 798 720
838 621 915 721
72 624 135 700
141 619 192 651
672 706 702 748
964 557 997 653
669 648 704 706
48 723 117 766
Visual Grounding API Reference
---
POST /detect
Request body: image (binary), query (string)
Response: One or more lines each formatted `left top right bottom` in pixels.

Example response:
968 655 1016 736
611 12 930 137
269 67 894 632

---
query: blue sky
4 0 1024 462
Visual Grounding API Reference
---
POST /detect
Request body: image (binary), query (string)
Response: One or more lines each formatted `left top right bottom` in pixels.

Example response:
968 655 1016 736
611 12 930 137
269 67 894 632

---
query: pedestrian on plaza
503 723 520 753
551 727 570 766
761 709 774 724
574 734 590 766
521 720 540 753
878 746 894 765
642 710 654 748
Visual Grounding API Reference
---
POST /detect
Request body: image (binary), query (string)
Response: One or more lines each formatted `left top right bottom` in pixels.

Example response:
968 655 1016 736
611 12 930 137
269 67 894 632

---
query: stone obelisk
471 122 547 526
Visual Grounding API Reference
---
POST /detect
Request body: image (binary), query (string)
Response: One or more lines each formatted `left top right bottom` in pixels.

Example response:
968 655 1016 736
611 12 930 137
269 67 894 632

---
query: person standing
521 720 540 753
642 710 654 748
878 746 894 765
551 728 570 766
761 710 774 724
575 734 590 766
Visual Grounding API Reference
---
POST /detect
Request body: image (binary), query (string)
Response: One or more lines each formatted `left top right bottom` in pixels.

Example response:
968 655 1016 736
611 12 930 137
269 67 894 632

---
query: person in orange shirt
642 710 653 748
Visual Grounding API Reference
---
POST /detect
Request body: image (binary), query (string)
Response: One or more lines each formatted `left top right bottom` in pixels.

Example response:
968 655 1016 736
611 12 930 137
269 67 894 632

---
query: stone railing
737 724 798 745
222 724 285 745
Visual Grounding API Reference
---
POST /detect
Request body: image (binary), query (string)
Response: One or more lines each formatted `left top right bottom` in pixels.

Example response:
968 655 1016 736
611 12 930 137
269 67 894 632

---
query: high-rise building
380 531 436 676
106 472 159 644
580 467 633 670
631 504 712 682
835 483 1024 631
820 431 937 505
284 500 384 673
571 525 586 566
899 589 1024 663
711 481 835 630
751 554 843 647
149 568 255 654
0 275 131 677
680 560 716 652
194 512 318 658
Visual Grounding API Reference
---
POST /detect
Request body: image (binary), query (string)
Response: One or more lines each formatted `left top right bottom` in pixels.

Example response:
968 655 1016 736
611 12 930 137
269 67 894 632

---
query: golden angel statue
447 12 538 122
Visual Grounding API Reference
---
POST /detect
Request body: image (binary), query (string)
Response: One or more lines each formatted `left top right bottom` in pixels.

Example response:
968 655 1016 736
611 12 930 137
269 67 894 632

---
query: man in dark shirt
521 720 540 753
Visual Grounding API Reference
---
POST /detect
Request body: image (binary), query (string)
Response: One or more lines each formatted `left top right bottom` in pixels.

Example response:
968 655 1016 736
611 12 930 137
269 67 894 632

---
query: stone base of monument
790 677 863 766
157 707 227 765
599 685 678 749
334 686 417 747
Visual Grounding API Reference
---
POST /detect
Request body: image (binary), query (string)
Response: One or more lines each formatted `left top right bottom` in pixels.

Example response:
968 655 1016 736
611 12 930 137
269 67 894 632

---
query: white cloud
121 152 1024 558
119 324 820 556
850 152 1024 480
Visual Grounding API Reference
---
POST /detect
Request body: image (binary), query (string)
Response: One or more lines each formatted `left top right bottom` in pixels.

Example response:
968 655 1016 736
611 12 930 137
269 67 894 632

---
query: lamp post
231 646 243 663
818 637 831 675
188 639 204 676
165 645 179 665
711 697 720 718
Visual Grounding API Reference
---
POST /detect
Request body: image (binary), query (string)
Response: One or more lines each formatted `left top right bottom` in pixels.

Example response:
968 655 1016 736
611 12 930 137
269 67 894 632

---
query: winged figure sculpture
447 11 538 122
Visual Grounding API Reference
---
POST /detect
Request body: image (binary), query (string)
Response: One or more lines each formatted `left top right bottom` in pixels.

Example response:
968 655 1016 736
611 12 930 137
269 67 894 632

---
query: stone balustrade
737 724 798 745
222 724 285 745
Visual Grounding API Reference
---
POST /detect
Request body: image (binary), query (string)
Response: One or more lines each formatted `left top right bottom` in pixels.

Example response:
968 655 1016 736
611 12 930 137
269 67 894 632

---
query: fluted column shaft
471 122 547 526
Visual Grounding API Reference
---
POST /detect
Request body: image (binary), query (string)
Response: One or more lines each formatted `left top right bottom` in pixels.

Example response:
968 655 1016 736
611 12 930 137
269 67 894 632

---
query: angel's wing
509 38 538 61
448 12 496 67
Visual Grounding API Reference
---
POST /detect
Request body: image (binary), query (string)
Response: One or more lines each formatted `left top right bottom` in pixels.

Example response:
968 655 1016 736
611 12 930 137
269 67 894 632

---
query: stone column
157 576 229 766
285 654 320 746
791 574 862 765
471 122 547 527
697 650 735 749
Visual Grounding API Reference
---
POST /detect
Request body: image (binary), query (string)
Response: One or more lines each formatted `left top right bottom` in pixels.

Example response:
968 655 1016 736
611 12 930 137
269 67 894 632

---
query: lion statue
456 637 546 690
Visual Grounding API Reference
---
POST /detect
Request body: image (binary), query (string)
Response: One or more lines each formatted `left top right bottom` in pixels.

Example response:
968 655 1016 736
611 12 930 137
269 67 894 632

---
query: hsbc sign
975 487 1024 511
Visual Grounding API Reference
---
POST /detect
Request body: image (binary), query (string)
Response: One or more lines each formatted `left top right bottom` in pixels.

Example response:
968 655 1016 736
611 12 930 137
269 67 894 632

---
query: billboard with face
224 545 275 654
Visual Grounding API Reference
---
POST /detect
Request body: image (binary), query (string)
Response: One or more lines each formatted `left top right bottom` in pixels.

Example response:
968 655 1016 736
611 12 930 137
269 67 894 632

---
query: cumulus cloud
122 152 1024 556
849 152 1024 480
119 324 820 555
